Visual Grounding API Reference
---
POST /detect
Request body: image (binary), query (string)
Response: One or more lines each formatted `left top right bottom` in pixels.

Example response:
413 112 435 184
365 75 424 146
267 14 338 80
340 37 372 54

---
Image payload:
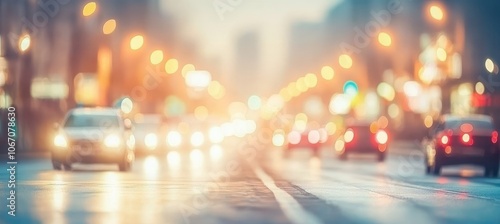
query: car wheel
118 160 131 172
339 152 347 161
52 160 62 170
284 148 291 158
312 148 320 157
62 163 72 171
432 160 441 176
377 153 385 162
486 157 499 178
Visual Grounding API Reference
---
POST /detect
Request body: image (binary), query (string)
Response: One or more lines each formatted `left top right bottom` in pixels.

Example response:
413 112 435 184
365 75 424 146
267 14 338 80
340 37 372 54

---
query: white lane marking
253 166 323 224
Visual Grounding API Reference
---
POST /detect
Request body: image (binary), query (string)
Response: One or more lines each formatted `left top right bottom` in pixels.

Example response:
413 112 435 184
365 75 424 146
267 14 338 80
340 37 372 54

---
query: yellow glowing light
272 129 285 147
210 145 223 160
102 19 116 35
429 5 444 21
129 35 144 50
164 59 179 74
475 82 485 95
339 54 353 69
321 66 334 80
370 122 379 134
208 81 226 99
378 32 392 47
424 115 433 128
194 106 209 121
485 58 495 74
325 122 337 135
120 97 133 114
150 50 164 65
82 2 97 17
295 113 308 122
287 82 300 97
378 116 389 129
181 64 195 78
388 104 400 118
436 47 447 61
18 34 31 52
335 140 345 152
305 73 318 88
296 77 308 92
376 82 395 101
167 131 182 147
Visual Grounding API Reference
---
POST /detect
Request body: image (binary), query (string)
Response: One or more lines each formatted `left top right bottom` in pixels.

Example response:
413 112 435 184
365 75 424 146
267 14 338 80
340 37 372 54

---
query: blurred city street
2 140 500 224
2 0 500 223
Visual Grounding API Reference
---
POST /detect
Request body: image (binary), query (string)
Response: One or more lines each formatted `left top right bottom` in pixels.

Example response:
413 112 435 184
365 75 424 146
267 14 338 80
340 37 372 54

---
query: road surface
1 139 500 224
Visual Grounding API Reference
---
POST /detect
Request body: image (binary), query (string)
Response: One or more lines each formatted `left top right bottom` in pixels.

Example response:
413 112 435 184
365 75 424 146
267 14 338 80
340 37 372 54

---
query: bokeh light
378 32 392 47
129 35 144 50
475 82 485 95
150 50 164 65
321 66 335 80
18 34 31 52
248 95 262 110
82 2 97 17
164 59 179 74
181 64 195 78
194 106 208 121
429 5 444 21
102 19 116 35
339 54 353 69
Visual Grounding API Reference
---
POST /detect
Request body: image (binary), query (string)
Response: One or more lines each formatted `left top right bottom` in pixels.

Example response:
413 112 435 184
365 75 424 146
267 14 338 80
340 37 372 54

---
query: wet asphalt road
1 140 500 224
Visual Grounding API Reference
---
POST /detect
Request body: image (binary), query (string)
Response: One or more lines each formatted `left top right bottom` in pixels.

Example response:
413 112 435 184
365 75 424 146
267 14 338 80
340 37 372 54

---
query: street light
321 66 334 80
339 54 353 69
150 50 163 65
485 58 498 74
18 34 31 52
102 19 116 35
82 2 97 17
377 32 392 47
185 70 212 90
129 35 144 50
429 5 444 21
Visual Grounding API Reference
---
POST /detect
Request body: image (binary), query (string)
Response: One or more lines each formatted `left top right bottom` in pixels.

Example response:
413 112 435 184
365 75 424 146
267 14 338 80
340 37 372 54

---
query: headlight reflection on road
190 149 205 178
210 145 223 160
190 149 204 163
51 173 67 211
143 156 160 180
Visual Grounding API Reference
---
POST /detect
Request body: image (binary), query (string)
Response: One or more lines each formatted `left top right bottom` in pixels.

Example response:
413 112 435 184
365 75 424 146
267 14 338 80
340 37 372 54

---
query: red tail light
492 131 498 144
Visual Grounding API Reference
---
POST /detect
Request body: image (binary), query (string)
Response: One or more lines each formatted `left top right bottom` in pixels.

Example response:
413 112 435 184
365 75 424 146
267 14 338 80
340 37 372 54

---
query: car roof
69 107 121 116
441 114 493 123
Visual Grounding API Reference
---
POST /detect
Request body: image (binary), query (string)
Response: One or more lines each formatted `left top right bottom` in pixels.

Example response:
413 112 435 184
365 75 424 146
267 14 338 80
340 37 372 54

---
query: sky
160 0 342 93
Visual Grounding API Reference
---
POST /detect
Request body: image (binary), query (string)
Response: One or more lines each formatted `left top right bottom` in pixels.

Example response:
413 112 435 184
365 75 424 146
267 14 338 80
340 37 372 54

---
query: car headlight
104 134 121 148
54 134 68 148
144 133 158 150
190 131 205 147
167 131 182 147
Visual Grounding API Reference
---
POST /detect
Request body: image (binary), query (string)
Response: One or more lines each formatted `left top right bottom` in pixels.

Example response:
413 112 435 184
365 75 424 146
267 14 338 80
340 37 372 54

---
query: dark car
424 115 499 177
52 108 135 171
336 123 389 161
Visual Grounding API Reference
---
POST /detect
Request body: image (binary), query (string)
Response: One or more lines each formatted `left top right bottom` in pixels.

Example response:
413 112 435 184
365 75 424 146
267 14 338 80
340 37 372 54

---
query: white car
52 108 135 171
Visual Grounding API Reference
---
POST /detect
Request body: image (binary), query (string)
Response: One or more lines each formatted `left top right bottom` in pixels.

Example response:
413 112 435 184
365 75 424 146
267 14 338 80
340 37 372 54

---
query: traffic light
343 80 358 97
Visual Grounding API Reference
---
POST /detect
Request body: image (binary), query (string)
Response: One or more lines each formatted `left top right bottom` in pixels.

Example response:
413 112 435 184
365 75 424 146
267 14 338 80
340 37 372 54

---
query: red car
336 123 389 162
284 129 326 156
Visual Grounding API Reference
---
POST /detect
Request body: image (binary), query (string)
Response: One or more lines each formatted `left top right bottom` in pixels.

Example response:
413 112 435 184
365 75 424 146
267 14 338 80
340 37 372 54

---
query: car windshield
445 119 494 131
64 114 120 128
